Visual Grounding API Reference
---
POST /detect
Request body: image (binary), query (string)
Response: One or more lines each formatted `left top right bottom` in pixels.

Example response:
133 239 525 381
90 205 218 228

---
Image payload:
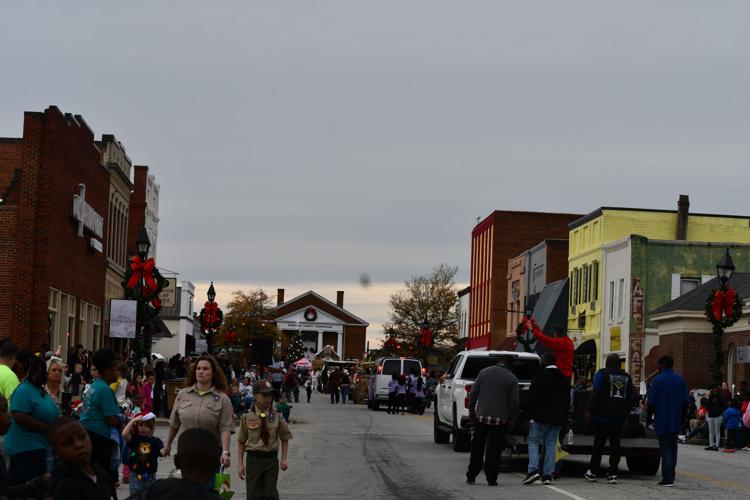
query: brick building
269 290 368 360
650 273 750 389
468 211 580 350
127 165 159 259
0 107 110 355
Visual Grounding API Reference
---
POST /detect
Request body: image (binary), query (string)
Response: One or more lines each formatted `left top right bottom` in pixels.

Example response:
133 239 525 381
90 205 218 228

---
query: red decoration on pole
419 326 433 348
125 256 158 291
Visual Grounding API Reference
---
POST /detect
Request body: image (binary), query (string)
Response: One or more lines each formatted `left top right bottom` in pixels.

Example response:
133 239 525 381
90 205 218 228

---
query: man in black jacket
585 353 635 484
523 352 570 485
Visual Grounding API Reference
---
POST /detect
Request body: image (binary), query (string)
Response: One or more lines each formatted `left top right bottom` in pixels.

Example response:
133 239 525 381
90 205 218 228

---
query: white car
433 350 540 451
367 356 424 410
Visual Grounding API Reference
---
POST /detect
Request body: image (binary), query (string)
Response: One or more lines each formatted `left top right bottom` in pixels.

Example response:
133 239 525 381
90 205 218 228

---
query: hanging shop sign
72 184 104 239
109 299 137 338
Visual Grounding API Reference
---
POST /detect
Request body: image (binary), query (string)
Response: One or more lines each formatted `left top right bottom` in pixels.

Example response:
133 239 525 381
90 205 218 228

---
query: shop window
592 261 599 301
617 279 625 320
609 281 615 321
582 265 589 303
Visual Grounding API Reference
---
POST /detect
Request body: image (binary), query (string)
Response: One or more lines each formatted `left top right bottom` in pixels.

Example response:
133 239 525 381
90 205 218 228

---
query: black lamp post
200 282 223 354
716 248 735 290
709 248 737 385
133 227 151 374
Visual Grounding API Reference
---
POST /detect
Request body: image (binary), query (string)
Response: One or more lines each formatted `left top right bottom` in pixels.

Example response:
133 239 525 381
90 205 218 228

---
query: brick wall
127 165 148 257
469 211 580 350
545 240 570 284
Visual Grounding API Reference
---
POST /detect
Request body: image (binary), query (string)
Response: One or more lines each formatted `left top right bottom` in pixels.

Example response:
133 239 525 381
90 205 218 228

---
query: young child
722 399 743 452
387 374 399 414
305 377 313 403
397 374 407 414
50 416 117 499
122 412 164 495
238 380 293 500
276 394 293 422
141 370 155 414
127 427 221 499
413 375 426 415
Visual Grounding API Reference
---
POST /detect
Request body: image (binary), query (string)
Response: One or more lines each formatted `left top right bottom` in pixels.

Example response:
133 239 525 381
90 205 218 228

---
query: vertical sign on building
629 278 644 385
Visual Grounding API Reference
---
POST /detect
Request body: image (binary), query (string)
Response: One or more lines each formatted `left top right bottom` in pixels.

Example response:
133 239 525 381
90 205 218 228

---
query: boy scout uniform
239 380 293 500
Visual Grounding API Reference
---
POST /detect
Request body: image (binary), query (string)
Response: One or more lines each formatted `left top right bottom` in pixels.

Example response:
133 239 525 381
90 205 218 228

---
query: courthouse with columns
269 289 369 361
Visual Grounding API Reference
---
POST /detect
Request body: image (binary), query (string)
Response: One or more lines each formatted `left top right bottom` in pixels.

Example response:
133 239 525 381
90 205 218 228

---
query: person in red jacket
522 318 574 380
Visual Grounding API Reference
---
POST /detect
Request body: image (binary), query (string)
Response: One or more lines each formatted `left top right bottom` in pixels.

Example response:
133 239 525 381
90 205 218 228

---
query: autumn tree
218 289 282 363
383 264 460 358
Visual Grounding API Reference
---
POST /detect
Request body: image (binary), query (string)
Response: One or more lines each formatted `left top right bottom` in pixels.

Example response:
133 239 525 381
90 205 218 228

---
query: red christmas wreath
304 307 318 321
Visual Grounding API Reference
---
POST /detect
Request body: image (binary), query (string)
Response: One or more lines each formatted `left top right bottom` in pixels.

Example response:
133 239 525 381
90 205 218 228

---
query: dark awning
145 306 172 339
531 279 569 334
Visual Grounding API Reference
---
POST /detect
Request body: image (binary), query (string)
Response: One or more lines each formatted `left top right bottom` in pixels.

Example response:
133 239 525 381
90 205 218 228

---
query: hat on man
253 379 275 394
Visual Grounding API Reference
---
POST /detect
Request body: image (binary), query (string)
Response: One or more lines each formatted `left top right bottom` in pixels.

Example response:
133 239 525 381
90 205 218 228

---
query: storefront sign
278 321 343 333
90 238 103 253
109 299 137 338
610 326 621 351
631 278 644 333
73 184 104 239
629 337 643 386
159 278 177 308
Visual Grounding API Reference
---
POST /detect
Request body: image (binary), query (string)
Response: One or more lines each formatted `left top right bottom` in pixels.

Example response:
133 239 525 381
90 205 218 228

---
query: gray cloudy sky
2 2 750 341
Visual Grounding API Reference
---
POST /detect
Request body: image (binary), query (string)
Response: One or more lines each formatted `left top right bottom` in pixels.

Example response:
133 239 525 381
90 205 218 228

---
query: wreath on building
705 287 742 329
515 322 536 352
122 256 167 310
304 307 318 322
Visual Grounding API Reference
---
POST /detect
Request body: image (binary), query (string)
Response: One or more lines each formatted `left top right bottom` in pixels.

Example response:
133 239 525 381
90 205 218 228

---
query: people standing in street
396 375 407 414
523 319 574 380
523 352 570 486
269 358 285 402
327 368 341 405
705 387 725 451
387 374 398 415
141 369 155 415
79 348 121 483
163 355 234 475
304 378 312 403
647 355 690 487
238 379 293 500
584 353 634 484
466 354 519 487
412 375 426 415
339 370 350 404
721 399 742 453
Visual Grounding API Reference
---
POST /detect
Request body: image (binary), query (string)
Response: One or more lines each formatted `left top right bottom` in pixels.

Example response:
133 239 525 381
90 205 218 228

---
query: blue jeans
129 475 155 495
658 433 678 484
527 422 561 477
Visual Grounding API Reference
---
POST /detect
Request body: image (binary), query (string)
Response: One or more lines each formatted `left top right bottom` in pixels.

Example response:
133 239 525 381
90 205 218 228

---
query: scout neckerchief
253 404 272 445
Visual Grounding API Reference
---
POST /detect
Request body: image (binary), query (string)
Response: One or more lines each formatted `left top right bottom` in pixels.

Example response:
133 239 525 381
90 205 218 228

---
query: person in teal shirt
79 348 121 482
5 356 60 485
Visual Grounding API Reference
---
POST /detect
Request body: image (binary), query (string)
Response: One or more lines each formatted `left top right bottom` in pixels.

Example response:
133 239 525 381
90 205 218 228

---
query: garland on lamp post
705 286 742 385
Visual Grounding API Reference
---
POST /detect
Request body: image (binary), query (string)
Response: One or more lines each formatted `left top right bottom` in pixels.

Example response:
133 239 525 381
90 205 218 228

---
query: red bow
384 337 399 351
712 288 737 320
203 302 220 325
125 256 157 292
225 331 238 345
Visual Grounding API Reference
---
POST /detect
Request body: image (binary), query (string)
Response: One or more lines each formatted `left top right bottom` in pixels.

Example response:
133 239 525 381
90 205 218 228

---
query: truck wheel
626 456 660 476
433 405 450 444
452 407 471 452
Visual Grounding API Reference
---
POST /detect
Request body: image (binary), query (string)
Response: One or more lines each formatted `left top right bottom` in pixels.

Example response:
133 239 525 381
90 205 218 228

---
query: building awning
145 306 172 339
531 279 569 334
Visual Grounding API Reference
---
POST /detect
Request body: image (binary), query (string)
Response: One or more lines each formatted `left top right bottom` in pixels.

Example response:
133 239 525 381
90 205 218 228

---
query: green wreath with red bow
516 321 536 352
705 287 742 329
122 255 167 309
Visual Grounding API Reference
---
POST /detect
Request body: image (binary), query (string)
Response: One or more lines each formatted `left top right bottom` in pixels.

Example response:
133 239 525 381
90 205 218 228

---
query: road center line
513 473 589 500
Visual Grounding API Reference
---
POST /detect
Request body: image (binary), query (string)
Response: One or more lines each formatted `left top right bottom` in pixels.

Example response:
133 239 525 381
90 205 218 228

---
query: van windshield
382 360 401 377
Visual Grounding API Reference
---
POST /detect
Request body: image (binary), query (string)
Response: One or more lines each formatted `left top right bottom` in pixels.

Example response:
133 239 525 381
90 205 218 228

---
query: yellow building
568 200 750 364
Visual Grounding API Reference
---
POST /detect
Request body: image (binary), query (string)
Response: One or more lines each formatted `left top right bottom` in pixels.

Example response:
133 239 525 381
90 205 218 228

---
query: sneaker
723 448 735 453
542 476 552 485
704 446 713 450
584 470 597 482
523 471 541 485
657 480 674 487
606 475 618 484
743 446 750 451
679 436 687 444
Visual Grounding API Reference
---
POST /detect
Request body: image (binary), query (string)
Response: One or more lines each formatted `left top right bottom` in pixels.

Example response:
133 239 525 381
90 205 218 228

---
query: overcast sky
3 2 750 344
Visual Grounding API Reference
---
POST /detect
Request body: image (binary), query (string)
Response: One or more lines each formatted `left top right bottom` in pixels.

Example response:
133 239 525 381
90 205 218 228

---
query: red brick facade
468 211 580 350
0 107 109 351
127 165 149 257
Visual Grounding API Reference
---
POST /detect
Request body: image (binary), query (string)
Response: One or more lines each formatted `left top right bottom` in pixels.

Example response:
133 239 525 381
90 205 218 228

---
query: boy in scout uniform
238 379 293 500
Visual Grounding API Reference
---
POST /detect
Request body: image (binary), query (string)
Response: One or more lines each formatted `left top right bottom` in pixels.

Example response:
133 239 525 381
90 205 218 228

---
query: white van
367 357 424 410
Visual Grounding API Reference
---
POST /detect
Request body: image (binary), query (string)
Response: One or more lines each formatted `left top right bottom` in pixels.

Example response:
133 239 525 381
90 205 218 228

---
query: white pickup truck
433 350 540 451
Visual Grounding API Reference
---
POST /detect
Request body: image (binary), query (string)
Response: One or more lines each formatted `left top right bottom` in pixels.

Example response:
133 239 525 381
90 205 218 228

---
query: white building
152 281 195 356
458 286 470 339
145 173 160 259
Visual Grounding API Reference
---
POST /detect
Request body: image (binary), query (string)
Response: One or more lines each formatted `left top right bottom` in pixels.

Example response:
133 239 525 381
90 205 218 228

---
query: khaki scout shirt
169 385 234 436
239 406 293 452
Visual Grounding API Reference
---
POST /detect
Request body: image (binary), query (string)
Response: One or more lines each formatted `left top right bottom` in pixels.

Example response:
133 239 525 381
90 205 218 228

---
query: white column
317 331 323 353
337 332 343 359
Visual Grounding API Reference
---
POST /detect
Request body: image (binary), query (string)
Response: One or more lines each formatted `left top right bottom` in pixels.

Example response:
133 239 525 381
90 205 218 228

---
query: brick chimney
677 194 689 240
336 291 345 308
277 288 285 306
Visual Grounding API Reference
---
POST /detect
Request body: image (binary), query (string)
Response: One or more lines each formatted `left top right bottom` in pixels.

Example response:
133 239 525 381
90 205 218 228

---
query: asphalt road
127 393 749 499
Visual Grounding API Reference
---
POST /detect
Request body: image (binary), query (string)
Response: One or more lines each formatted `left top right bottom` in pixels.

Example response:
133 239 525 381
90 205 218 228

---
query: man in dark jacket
585 353 635 484
523 352 570 486
466 355 519 487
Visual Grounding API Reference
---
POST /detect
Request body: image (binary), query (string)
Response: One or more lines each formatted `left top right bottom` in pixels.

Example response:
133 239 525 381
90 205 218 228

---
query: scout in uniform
238 379 293 500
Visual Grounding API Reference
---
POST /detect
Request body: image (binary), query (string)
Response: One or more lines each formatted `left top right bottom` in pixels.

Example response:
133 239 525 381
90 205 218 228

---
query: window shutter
670 273 681 300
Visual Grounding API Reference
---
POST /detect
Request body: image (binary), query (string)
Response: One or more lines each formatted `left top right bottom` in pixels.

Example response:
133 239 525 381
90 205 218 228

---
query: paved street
131 393 749 499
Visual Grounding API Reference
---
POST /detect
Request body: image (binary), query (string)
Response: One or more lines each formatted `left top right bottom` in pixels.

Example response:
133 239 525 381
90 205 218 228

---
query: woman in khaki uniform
238 379 293 500
163 355 234 471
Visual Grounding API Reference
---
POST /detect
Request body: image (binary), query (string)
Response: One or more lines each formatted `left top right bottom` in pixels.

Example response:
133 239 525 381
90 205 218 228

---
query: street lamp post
200 282 223 354
133 227 151 374
708 249 738 385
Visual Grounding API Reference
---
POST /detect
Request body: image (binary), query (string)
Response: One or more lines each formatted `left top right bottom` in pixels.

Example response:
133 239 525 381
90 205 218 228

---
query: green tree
384 263 460 361
287 331 306 363
219 289 282 364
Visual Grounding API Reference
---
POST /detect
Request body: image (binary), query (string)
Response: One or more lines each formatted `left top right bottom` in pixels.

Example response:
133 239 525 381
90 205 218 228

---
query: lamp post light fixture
133 226 151 374
716 248 735 289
